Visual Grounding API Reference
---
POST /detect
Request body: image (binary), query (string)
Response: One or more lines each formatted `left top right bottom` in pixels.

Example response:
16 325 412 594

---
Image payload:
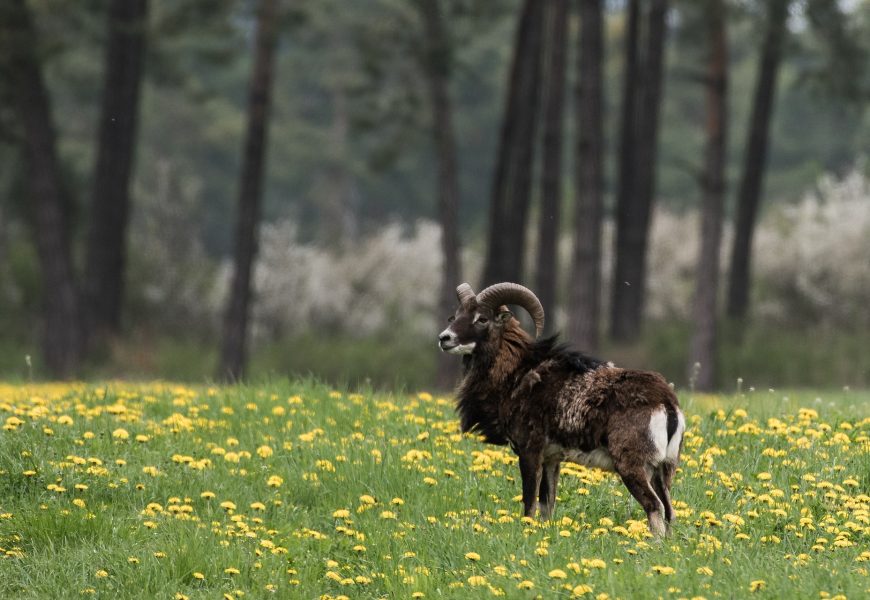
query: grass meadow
0 381 867 599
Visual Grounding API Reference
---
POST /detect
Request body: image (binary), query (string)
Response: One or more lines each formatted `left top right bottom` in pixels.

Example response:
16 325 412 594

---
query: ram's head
438 282 545 354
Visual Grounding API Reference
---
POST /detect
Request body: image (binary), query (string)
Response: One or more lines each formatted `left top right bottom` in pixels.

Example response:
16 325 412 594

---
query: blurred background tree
0 0 868 390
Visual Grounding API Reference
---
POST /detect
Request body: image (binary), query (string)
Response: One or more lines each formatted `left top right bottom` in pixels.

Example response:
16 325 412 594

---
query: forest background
0 0 868 391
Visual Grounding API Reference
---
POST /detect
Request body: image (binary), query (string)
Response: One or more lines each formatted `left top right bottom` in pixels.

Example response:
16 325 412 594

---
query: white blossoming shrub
229 167 870 344
251 220 445 343
753 168 870 327
127 165 223 334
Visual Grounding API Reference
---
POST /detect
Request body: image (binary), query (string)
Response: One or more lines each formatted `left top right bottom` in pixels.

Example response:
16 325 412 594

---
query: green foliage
251 333 436 391
0 381 866 598
614 321 870 391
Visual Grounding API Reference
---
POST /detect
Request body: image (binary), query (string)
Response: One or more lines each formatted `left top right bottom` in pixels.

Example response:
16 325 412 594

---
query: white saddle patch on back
546 444 615 472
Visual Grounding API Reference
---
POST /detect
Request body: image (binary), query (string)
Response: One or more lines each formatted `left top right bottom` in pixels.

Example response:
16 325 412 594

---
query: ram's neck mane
454 321 531 445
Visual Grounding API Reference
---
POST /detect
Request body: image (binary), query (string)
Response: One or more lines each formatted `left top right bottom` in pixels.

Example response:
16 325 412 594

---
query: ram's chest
544 442 615 472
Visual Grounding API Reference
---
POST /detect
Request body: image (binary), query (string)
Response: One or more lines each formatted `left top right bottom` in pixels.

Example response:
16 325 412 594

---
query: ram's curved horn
455 283 476 305
475 282 545 338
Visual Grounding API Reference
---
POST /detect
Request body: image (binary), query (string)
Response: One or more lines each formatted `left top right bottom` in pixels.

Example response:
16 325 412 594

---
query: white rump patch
667 410 686 463
648 408 669 464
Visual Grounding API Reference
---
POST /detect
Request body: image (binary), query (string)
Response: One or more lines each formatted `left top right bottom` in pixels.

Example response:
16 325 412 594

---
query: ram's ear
495 310 513 324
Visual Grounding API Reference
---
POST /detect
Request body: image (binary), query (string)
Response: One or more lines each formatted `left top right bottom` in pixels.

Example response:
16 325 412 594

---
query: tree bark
535 0 569 335
85 0 149 336
1 0 84 377
688 0 728 392
569 0 605 353
218 0 279 381
482 0 545 287
610 0 668 342
727 0 789 320
417 0 463 389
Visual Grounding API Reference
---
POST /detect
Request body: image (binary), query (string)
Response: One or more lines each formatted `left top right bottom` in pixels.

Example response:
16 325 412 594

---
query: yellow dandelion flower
256 445 273 458
193 572 205 580
72 498 86 508
517 580 534 590
95 570 109 578
465 552 481 561
548 569 567 579
200 491 215 500
651 565 675 575
111 428 129 440
572 584 594 596
467 575 487 586
749 580 766 592
359 495 376 505
224 567 240 575
266 475 283 488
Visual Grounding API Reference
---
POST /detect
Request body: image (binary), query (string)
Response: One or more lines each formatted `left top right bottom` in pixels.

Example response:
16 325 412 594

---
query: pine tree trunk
85 0 149 336
2 0 84 378
218 0 279 381
727 0 789 321
417 0 463 389
610 0 668 342
689 0 728 392
569 0 605 353
610 0 641 341
535 0 569 334
482 0 545 286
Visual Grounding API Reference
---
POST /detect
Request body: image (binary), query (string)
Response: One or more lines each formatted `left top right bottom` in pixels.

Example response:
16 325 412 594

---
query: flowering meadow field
0 382 867 599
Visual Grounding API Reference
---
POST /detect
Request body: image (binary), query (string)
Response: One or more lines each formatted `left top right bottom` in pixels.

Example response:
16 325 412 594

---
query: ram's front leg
517 450 543 518
538 460 561 521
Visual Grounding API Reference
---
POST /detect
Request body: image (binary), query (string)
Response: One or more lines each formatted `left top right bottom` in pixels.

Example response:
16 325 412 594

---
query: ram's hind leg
538 460 561 521
615 463 667 538
651 462 675 532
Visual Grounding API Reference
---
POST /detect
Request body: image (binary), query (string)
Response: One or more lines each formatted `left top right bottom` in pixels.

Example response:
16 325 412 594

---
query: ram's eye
447 315 455 323
475 317 489 325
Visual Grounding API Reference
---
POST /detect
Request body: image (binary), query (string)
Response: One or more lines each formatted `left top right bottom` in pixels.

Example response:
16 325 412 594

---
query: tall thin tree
688 0 728 391
535 0 569 333
218 0 279 380
610 0 668 342
417 0 463 388
1 0 84 377
85 0 149 336
482 0 545 287
727 0 790 321
569 0 605 352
